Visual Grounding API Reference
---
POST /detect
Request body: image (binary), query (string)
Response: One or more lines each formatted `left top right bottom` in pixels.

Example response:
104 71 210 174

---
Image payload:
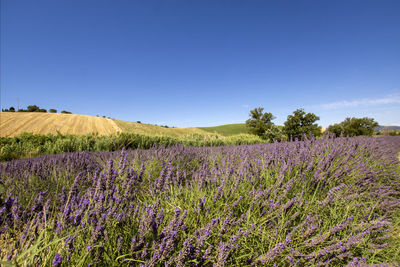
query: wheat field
0 112 214 138
0 112 122 137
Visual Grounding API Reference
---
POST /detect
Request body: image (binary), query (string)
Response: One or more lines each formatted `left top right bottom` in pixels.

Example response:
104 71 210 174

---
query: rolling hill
198 123 249 136
0 112 123 137
0 112 212 138
376 125 400 131
113 119 213 138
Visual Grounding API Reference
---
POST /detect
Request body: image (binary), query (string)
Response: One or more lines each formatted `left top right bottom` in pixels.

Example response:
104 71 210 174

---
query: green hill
112 119 213 138
198 123 249 136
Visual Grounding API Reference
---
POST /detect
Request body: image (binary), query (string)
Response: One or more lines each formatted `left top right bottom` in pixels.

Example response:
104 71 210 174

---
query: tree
327 117 378 137
49 109 57 113
283 109 321 140
61 110 72 114
27 105 40 112
326 123 342 137
246 107 281 141
1 107 15 112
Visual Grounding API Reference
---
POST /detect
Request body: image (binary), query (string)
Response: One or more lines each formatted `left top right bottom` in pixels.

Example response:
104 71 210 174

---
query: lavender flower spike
53 254 63 267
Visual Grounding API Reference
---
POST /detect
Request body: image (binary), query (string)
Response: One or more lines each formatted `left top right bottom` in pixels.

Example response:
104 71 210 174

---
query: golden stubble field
0 112 122 137
0 112 213 138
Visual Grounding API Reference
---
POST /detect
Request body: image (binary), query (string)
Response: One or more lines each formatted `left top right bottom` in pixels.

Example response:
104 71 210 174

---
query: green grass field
115 120 252 138
112 119 215 138
198 123 249 136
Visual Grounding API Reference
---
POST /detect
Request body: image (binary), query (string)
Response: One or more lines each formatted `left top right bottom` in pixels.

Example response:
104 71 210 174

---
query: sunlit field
1 136 400 266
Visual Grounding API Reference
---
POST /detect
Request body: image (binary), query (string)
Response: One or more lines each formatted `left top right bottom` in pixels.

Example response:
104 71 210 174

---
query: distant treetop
327 117 378 137
2 105 71 114
1 106 15 112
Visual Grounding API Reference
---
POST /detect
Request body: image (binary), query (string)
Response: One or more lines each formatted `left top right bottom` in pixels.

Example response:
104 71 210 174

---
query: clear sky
1 0 399 127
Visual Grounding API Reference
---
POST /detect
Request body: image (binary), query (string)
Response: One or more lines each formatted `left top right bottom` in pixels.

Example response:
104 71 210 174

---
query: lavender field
1 136 400 266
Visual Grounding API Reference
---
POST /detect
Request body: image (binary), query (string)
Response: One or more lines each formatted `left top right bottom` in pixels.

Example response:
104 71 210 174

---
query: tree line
246 107 380 142
1 105 72 114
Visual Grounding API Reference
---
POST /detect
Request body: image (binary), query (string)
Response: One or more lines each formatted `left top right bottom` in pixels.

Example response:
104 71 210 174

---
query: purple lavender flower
52 254 63 267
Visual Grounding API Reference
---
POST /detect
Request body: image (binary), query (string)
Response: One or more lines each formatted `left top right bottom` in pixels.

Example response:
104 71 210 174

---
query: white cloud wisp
319 94 400 110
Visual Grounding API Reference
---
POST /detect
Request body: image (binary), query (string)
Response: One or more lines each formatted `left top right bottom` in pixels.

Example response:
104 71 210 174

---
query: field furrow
0 113 121 136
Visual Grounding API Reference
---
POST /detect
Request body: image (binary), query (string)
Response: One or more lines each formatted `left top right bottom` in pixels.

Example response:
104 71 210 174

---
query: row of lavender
1 136 400 266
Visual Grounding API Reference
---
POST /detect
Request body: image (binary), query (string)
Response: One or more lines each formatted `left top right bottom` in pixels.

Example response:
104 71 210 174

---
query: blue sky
1 0 399 127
